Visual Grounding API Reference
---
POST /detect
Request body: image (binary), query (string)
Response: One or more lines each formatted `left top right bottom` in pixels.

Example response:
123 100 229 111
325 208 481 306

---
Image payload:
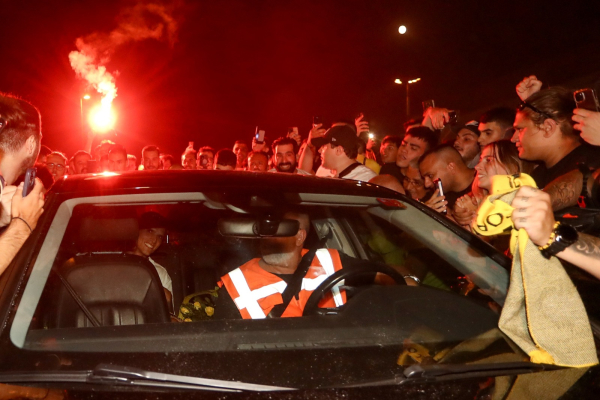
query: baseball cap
311 124 358 150
458 120 480 136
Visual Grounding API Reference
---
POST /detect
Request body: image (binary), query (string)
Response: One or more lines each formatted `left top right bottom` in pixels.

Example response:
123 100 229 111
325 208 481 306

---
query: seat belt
267 231 330 318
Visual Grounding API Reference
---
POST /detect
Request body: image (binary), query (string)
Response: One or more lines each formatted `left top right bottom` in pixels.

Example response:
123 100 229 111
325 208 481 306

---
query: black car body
0 171 599 399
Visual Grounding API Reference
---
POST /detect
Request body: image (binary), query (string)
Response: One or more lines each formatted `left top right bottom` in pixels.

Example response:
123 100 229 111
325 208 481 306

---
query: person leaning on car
0 93 45 278
214 211 382 319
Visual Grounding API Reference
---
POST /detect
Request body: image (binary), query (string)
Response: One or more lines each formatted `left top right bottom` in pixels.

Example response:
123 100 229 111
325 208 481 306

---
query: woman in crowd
454 140 530 231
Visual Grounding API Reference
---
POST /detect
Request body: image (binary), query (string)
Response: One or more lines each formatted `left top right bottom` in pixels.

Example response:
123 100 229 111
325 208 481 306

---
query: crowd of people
3 74 600 289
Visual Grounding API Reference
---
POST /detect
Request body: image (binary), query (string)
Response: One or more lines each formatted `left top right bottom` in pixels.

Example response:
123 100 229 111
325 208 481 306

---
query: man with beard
0 93 45 277
141 145 161 171
215 211 381 319
68 150 92 174
269 137 311 175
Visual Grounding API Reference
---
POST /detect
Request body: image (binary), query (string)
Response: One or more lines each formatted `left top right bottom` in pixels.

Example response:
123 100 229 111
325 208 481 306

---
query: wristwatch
539 222 578 259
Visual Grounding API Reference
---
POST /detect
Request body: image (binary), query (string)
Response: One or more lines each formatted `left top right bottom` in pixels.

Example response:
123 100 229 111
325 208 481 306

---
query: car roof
50 170 399 198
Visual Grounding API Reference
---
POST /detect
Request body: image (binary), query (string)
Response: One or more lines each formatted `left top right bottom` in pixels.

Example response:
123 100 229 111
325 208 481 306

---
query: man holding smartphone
0 93 45 278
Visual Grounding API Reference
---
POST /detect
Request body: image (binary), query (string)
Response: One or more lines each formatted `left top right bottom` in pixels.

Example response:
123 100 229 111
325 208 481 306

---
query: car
0 170 599 399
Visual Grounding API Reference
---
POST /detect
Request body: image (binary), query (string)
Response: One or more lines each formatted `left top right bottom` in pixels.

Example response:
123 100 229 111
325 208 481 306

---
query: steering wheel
303 264 406 317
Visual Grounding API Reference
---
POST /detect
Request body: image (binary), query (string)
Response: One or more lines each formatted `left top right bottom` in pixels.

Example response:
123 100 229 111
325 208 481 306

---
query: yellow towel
473 174 598 367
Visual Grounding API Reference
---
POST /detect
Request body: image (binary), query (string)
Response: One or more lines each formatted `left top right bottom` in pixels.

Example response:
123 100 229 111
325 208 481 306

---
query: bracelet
538 222 560 251
12 216 32 233
403 275 421 284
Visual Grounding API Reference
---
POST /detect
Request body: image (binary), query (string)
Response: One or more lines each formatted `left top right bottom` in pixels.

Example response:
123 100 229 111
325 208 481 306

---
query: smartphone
22 168 36 197
312 116 322 126
368 133 375 140
574 89 600 112
447 110 458 125
188 141 194 149
433 178 446 214
255 127 265 144
422 100 435 111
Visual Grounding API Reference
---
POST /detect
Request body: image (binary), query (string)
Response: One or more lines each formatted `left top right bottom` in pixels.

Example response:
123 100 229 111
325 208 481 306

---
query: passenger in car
215 211 379 319
128 212 173 310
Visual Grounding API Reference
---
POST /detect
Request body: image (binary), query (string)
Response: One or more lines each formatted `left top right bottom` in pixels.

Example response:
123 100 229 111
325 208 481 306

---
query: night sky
2 0 600 159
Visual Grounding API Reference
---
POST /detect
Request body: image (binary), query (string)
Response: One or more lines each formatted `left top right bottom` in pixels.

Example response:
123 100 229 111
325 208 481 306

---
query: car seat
51 253 170 328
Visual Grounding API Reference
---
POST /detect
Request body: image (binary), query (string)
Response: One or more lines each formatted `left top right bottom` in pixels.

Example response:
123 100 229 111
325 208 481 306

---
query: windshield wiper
88 364 296 392
334 362 562 388
0 364 295 393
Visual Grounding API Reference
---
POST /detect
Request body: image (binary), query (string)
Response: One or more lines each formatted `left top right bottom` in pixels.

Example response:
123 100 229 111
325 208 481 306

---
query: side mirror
218 218 300 238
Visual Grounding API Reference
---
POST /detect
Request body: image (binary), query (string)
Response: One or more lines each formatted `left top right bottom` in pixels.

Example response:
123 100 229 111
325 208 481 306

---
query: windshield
7 189 524 387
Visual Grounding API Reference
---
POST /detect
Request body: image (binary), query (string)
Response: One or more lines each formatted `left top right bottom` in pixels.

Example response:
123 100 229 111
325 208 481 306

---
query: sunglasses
518 101 554 121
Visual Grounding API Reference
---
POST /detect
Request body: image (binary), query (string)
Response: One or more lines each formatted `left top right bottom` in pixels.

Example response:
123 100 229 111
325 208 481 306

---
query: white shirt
315 166 336 177
341 164 377 181
148 257 173 295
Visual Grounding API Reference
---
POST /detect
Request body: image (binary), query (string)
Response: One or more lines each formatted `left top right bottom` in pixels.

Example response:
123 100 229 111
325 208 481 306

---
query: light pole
394 78 421 117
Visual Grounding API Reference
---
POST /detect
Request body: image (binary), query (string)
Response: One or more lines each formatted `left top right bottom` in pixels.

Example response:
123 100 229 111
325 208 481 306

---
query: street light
394 78 421 117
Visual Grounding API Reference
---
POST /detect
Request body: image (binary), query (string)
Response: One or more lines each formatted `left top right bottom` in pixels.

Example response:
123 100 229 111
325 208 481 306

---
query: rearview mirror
218 218 300 238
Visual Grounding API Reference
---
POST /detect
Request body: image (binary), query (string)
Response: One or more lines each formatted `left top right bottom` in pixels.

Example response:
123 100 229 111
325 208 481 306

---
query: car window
9 191 517 369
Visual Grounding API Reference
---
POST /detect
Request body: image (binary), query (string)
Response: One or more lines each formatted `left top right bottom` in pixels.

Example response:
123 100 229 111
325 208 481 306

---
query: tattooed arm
543 169 582 211
513 186 600 280
555 234 600 280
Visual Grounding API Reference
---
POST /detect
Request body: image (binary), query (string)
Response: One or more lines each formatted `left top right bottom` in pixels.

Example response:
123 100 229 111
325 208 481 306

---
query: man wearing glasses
44 151 68 180
512 87 600 189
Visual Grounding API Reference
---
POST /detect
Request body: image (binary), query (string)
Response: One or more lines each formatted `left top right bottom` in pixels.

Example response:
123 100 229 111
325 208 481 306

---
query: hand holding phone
432 179 447 214
22 168 36 197
255 127 265 144
574 89 600 112
312 116 322 127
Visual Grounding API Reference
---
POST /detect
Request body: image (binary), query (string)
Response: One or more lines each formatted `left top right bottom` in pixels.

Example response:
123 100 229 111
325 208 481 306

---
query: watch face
556 223 579 244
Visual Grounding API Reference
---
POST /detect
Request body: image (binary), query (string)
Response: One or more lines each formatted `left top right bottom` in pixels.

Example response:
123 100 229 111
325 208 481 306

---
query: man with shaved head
419 145 475 213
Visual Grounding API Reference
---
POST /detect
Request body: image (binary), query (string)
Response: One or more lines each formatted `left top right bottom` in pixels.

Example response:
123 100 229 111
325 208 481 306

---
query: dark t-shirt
531 144 600 189
213 252 376 320
379 163 405 183
445 178 474 210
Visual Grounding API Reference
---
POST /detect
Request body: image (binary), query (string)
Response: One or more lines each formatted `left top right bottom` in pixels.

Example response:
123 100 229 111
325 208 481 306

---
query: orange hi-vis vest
220 248 347 319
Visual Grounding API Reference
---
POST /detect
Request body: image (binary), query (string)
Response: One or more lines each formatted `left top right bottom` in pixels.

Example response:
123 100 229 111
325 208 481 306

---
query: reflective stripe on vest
227 249 342 319
315 249 344 307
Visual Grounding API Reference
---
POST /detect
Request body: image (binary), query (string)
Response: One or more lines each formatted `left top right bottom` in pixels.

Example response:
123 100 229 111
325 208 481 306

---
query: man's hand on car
511 186 554 247
573 108 600 146
516 75 542 101
11 178 45 232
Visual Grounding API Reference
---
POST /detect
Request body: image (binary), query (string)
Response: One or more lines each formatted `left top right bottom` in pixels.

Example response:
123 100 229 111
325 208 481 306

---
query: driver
214 211 383 319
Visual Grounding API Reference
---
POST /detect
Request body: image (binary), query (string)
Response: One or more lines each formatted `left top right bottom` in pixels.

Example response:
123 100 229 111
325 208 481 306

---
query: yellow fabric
356 154 381 174
473 173 598 368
